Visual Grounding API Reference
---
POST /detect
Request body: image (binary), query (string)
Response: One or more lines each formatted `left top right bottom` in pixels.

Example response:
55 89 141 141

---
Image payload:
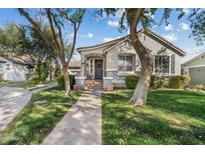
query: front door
95 59 103 79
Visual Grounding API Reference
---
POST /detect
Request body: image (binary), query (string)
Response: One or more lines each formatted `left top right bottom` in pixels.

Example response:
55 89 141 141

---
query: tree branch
18 8 56 52
45 8 61 51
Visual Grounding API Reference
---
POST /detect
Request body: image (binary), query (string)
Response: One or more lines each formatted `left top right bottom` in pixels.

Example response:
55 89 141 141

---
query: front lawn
102 89 205 144
0 86 80 145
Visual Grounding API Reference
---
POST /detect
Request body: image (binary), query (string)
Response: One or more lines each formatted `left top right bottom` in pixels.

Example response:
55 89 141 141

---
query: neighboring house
0 55 36 82
68 61 81 76
182 52 205 86
75 29 186 90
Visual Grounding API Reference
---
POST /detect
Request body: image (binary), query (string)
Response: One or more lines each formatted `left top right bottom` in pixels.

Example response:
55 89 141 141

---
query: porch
75 52 113 90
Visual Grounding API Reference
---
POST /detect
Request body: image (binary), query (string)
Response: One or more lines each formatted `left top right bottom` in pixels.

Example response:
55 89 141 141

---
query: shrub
168 75 191 89
150 75 166 89
34 61 50 83
125 76 139 89
56 73 75 90
194 84 204 92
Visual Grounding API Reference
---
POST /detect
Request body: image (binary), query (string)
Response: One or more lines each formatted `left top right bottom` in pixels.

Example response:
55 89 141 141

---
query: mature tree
0 22 58 81
100 8 164 105
100 8 205 105
18 8 85 94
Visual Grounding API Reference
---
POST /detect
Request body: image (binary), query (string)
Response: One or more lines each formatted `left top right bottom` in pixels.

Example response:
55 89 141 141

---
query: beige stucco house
75 29 186 90
182 52 205 86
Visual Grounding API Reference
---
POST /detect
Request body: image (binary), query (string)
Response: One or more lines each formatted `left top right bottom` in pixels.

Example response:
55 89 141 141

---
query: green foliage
33 61 50 83
194 84 204 92
187 9 205 45
169 76 191 89
150 75 167 89
56 73 75 89
102 89 205 144
125 76 139 89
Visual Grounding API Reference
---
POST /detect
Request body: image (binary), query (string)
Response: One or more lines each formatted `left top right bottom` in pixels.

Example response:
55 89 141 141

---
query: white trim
103 37 129 53
183 65 205 69
103 77 113 79
75 76 86 79
69 69 81 72
112 80 125 84
182 52 205 66
105 69 118 71
117 71 135 76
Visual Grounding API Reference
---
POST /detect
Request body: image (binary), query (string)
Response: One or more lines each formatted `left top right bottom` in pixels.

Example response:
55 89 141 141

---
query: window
155 55 169 74
90 59 93 73
118 55 133 71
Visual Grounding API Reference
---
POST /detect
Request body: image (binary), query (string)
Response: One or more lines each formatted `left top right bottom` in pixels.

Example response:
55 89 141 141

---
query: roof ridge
182 51 205 66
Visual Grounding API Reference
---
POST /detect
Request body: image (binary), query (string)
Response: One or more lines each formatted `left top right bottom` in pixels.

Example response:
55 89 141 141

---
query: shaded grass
102 89 205 144
0 81 38 88
0 86 80 145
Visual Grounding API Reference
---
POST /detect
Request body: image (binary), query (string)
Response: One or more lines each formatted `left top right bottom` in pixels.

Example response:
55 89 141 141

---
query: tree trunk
130 37 153 105
50 64 56 82
62 65 70 95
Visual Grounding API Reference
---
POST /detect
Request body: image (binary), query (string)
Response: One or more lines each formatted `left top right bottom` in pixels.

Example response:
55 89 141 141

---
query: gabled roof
1 54 37 66
76 29 186 56
68 61 81 69
182 52 205 66
76 35 129 52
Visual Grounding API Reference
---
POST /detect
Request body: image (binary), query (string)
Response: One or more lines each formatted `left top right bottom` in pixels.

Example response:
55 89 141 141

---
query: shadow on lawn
0 88 79 145
102 90 205 145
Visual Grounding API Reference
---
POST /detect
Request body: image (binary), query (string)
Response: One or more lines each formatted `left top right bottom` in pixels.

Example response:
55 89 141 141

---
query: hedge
125 76 139 89
168 75 191 89
56 73 75 89
125 75 190 90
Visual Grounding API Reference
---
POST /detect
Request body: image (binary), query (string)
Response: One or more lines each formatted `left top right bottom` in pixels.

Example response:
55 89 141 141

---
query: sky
0 8 204 63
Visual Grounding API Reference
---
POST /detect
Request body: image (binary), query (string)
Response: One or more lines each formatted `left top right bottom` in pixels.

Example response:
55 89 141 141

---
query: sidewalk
43 90 102 145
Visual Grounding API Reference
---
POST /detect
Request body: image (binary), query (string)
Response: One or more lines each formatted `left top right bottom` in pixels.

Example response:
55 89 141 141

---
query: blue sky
0 8 204 63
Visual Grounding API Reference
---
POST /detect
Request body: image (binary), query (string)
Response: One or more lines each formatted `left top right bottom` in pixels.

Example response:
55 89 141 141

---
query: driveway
0 83 57 132
0 87 32 132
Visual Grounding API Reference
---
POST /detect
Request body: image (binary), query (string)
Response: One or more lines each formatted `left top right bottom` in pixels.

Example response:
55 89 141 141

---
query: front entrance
95 59 103 79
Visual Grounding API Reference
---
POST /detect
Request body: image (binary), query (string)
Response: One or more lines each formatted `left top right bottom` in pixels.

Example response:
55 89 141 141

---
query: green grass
0 81 38 88
0 86 80 145
102 89 205 145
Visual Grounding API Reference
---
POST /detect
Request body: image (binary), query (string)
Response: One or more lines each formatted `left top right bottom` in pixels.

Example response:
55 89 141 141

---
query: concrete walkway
43 90 102 145
0 82 57 132
0 87 32 132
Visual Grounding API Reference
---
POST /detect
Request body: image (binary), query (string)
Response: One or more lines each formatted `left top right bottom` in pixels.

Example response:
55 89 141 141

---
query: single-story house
75 29 186 90
0 54 36 81
182 52 205 86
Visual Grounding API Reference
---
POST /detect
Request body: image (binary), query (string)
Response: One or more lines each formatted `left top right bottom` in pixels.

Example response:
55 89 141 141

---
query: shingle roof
2 54 37 65
68 61 81 68
182 52 205 66
76 29 186 56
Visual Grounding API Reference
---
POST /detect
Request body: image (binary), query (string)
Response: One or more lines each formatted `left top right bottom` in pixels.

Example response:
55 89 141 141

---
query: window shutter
171 54 175 74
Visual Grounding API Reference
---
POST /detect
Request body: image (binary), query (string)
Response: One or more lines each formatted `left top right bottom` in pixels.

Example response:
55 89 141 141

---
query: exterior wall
0 57 27 81
182 54 205 87
105 33 182 88
184 56 205 67
77 33 183 89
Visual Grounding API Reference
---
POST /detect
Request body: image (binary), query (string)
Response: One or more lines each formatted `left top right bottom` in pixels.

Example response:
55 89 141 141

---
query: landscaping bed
0 86 80 144
102 89 205 144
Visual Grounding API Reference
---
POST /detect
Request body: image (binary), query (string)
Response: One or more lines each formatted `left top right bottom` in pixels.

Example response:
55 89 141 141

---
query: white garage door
189 66 205 86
